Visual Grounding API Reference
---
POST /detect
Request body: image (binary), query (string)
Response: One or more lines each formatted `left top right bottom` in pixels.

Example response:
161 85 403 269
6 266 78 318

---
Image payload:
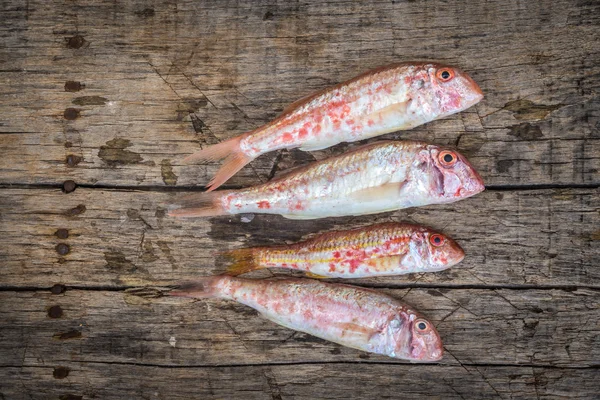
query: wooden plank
1 363 598 400
0 288 598 368
1 0 599 187
0 187 598 288
1 1 599 399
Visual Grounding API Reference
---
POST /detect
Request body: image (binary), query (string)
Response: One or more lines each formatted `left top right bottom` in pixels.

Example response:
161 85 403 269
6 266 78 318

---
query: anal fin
348 181 407 203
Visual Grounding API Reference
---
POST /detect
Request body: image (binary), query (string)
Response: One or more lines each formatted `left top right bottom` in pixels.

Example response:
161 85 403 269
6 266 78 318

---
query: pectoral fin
373 101 410 120
334 322 379 339
348 181 408 203
355 100 415 137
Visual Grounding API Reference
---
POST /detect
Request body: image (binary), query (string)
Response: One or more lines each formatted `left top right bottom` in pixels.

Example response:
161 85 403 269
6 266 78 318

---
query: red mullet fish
170 276 443 361
225 223 465 278
169 140 485 219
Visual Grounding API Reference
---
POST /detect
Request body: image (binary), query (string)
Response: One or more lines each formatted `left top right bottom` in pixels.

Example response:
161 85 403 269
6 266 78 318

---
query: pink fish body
185 63 483 190
169 140 485 219
225 223 465 278
170 275 443 361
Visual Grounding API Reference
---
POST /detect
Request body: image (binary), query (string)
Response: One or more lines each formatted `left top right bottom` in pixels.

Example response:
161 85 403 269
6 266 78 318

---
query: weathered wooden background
1 0 599 399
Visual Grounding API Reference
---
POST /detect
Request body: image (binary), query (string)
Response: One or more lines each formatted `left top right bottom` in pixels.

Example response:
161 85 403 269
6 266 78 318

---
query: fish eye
416 321 428 331
436 69 454 82
439 150 457 167
429 234 445 247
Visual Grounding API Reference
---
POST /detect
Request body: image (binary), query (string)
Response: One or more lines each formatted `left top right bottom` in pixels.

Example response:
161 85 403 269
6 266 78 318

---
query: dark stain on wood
53 366 70 379
64 81 84 92
65 204 86 216
62 180 77 193
177 99 208 121
504 99 562 120
55 229 69 239
59 394 83 400
157 240 177 269
508 123 544 140
427 290 445 297
141 240 159 263
497 159 515 173
72 96 108 106
66 35 88 49
98 138 143 166
134 8 155 18
55 243 70 255
47 305 63 319
104 251 136 273
51 284 66 294
455 134 485 157
65 154 82 167
160 159 178 186
190 114 207 135
63 108 80 120
155 208 166 219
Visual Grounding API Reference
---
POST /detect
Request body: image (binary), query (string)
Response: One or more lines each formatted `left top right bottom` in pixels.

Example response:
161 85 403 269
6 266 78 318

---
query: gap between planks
0 182 599 192
1 359 599 370
1 283 599 291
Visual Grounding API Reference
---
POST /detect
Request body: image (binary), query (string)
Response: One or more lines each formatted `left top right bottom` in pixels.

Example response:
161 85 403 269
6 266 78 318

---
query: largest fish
169 275 443 361
185 62 483 190
169 140 485 219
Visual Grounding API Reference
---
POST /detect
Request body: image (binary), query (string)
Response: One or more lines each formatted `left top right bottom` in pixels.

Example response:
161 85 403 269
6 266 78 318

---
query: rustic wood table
1 1 599 399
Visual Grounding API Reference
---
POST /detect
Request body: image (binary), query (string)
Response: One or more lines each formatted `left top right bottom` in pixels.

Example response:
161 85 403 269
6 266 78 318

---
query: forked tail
168 275 227 299
223 248 264 276
168 191 228 218
183 135 253 192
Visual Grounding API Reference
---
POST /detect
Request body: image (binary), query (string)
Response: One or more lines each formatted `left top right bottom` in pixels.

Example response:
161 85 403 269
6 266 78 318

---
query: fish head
390 311 443 362
408 228 465 271
412 145 485 203
410 63 483 118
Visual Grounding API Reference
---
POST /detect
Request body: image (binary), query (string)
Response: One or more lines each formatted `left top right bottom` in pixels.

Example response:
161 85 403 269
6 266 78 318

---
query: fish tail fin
183 135 253 192
224 248 263 276
206 151 253 192
168 275 227 299
168 191 228 218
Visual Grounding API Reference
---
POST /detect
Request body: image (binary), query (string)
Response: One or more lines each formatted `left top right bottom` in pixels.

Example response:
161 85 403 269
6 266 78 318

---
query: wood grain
0 187 597 287
1 0 599 399
0 0 598 187
0 289 598 367
1 364 598 400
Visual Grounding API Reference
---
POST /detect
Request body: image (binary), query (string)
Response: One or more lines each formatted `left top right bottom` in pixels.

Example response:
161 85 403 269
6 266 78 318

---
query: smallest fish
224 223 464 279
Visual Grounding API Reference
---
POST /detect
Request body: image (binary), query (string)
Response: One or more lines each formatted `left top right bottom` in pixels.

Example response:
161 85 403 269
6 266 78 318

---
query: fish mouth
417 347 444 362
429 347 444 361
448 247 466 266
462 74 484 107
471 168 486 194
458 154 486 196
